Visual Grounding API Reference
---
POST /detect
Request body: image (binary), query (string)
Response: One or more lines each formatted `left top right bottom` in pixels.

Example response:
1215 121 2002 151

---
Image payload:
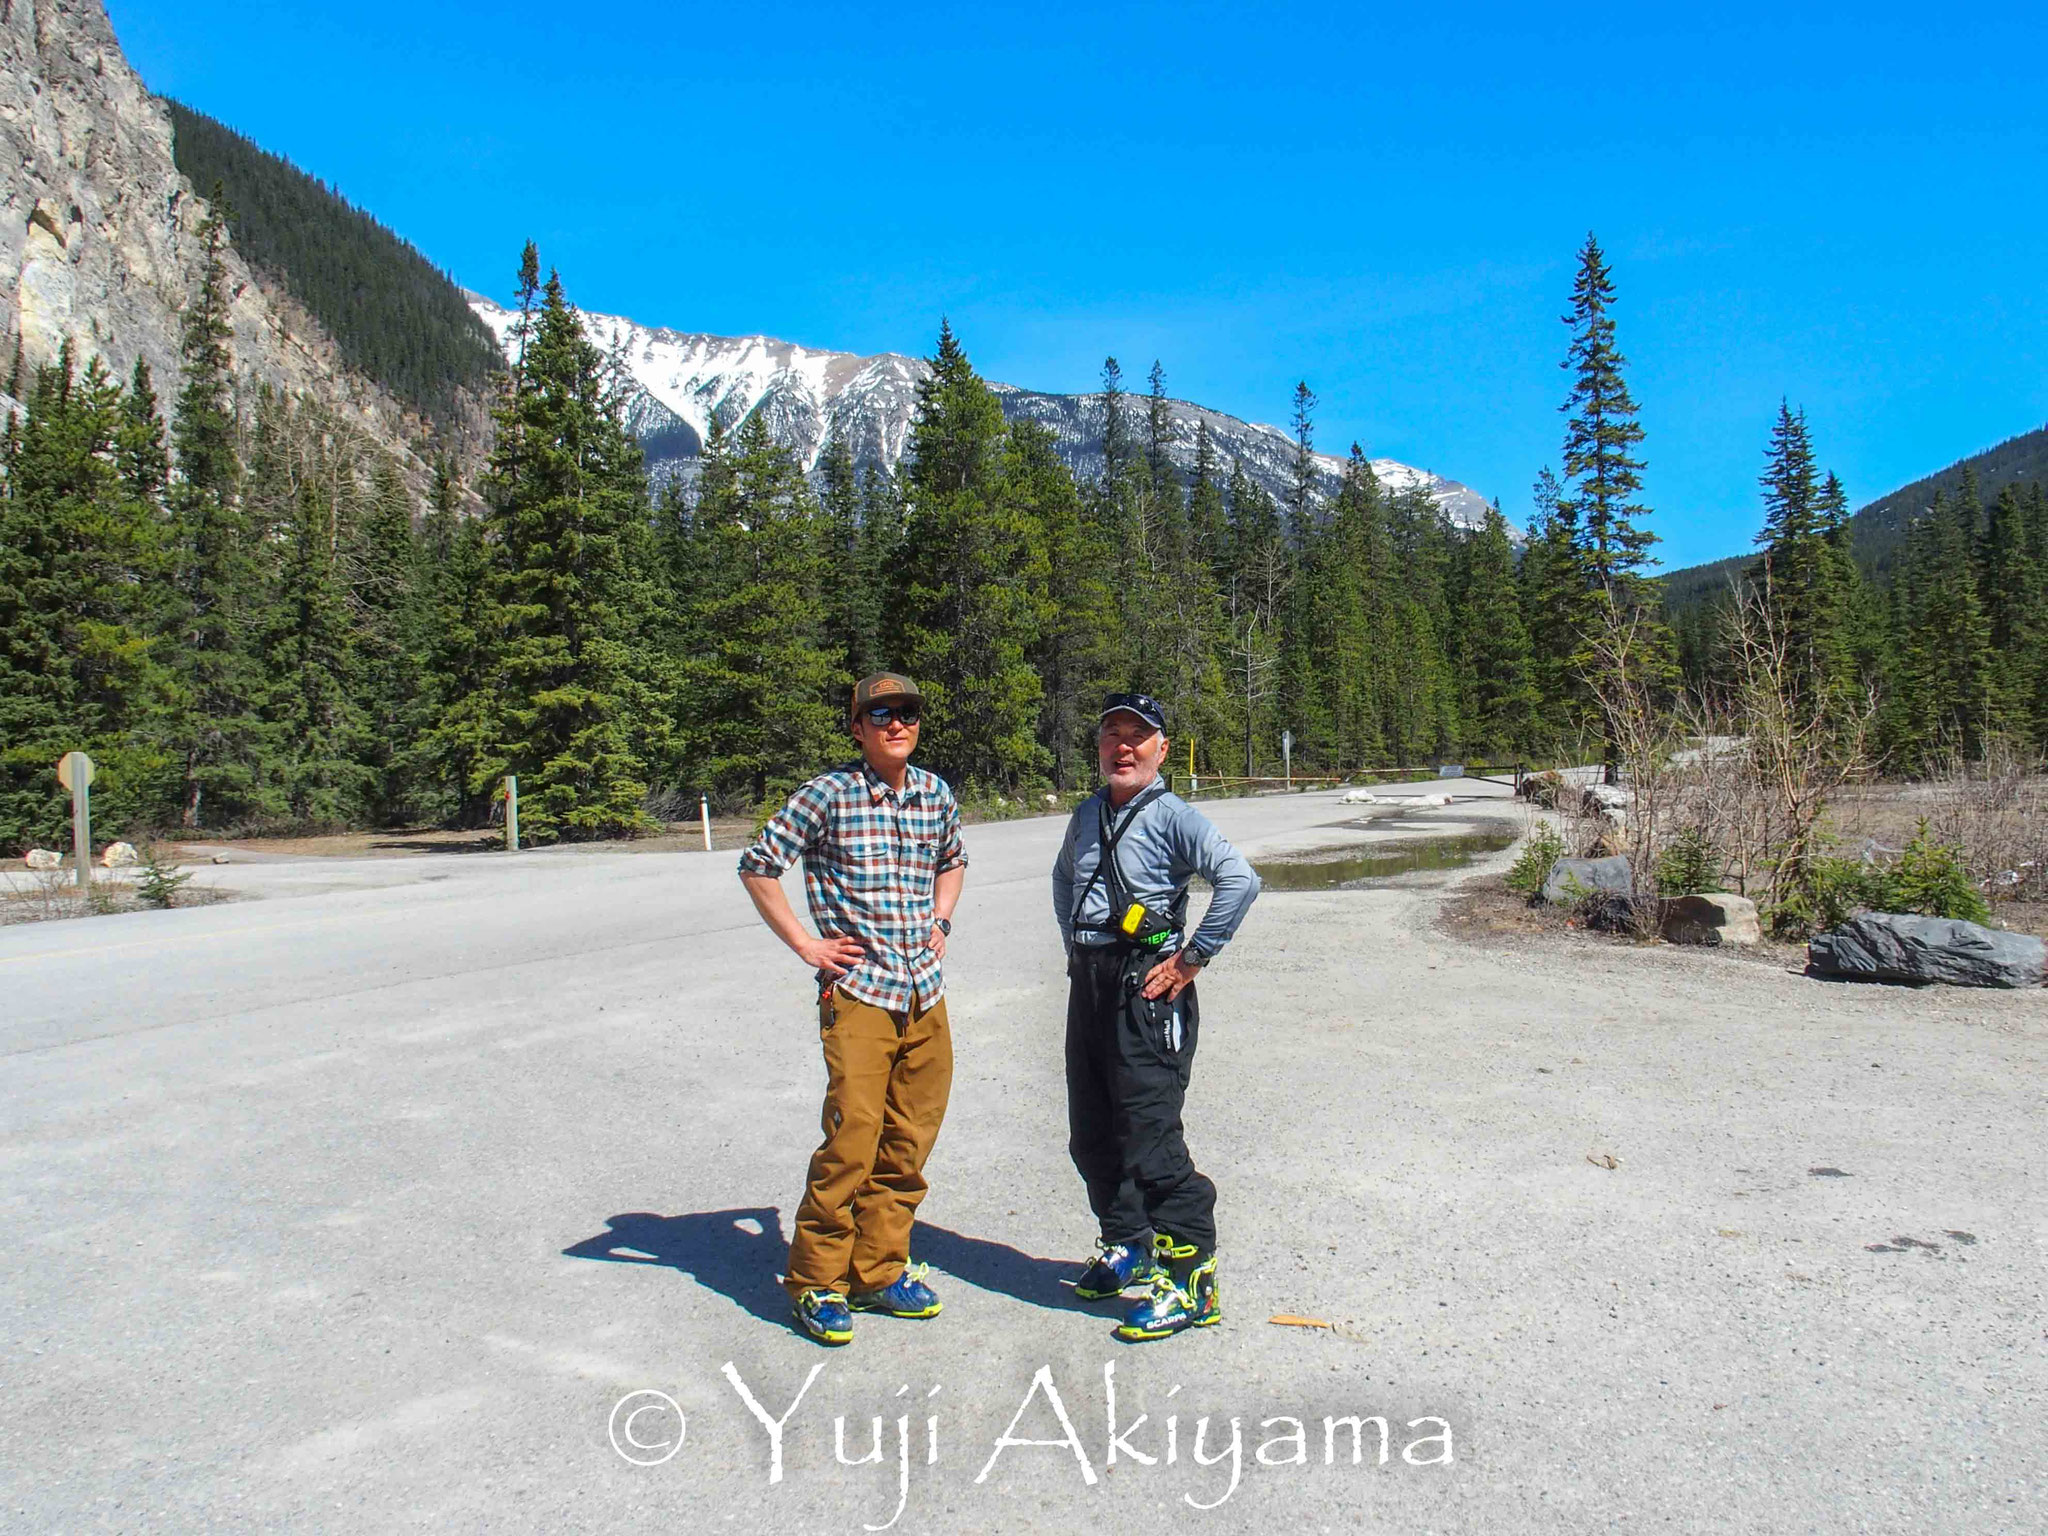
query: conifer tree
1556 235 1669 776
1885 485 1993 767
1223 459 1286 774
1458 503 1538 757
471 262 661 840
1520 466 1590 750
816 434 881 679
1099 357 1130 483
1275 383 1325 761
1750 401 1857 711
169 196 265 827
898 321 1048 789
116 358 169 509
247 393 364 825
0 347 176 848
411 459 497 826
1186 420 1230 587
1015 417 1113 788
1981 483 2045 745
1145 360 1174 490
1308 447 1390 769
1559 234 1658 602
353 453 423 822
681 412 843 808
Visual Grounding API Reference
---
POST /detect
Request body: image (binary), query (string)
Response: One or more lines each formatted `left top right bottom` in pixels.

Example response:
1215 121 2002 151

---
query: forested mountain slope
164 102 502 424
1662 421 2048 610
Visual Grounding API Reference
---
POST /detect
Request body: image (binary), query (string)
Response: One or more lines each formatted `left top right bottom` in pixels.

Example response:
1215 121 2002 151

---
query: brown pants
784 987 953 1300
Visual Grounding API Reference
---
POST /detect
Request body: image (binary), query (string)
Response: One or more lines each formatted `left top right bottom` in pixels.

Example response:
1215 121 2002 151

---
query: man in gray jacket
1052 691 1260 1341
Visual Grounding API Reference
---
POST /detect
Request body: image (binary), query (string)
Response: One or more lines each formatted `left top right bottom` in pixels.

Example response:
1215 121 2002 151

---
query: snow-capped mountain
469 297 1494 529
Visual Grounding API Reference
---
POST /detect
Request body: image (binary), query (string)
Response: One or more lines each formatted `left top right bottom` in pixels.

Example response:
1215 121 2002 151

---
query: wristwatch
936 917 952 935
1181 947 1210 968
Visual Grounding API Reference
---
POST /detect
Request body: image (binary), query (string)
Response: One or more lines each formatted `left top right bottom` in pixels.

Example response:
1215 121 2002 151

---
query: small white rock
100 841 138 868
25 848 62 871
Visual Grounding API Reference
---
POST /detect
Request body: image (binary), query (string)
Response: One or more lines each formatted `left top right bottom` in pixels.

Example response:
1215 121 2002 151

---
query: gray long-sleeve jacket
1052 784 1261 960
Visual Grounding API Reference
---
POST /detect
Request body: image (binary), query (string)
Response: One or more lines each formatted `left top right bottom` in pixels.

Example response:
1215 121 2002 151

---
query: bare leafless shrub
1914 740 2048 904
1581 599 1686 931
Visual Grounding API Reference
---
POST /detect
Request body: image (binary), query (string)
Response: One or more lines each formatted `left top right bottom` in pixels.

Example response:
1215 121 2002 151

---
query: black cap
1099 691 1166 731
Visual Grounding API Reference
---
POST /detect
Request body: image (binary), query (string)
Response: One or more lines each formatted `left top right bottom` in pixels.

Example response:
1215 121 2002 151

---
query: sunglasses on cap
861 703 922 726
1099 692 1166 730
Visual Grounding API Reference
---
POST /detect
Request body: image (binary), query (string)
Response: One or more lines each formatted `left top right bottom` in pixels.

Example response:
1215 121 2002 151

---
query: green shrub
1770 821 1990 936
1656 827 1723 896
1880 820 1991 925
136 844 193 910
1506 821 1565 899
1769 853 1873 938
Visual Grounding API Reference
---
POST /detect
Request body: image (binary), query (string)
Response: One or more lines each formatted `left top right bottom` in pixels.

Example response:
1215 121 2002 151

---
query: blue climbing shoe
792 1288 854 1345
1073 1238 1162 1300
848 1261 942 1319
1115 1239 1220 1342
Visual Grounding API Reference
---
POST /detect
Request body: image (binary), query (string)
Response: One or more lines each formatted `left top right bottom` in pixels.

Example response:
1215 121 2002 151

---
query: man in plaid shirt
738 671 967 1346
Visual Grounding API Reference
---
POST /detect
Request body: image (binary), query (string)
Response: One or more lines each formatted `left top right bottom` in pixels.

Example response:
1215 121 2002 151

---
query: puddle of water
1253 828 1516 891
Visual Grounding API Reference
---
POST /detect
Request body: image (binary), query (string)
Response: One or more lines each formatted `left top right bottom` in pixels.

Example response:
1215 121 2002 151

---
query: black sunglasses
861 704 922 726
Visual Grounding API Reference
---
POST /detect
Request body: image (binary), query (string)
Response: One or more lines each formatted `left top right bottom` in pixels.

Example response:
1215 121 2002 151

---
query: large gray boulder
1808 913 2046 989
1661 893 1761 946
1543 855 1633 906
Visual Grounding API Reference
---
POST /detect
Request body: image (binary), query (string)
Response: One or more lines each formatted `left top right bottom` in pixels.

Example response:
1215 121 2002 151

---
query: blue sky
110 1 2046 569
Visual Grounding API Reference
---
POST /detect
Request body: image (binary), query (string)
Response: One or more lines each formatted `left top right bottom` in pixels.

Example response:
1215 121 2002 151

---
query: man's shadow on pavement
562 1209 1099 1323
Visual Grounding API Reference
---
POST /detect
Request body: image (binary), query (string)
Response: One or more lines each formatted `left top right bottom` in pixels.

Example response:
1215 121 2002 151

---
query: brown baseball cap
852 671 923 713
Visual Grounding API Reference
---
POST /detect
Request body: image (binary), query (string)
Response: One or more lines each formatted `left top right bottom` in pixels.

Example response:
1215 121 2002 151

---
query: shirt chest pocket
838 830 893 889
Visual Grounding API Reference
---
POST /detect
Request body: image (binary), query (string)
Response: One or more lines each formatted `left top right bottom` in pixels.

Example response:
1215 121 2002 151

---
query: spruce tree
1750 401 1858 711
168 196 265 828
411 459 497 826
247 392 365 826
1981 483 2045 746
1145 360 1174 490
1458 503 1538 758
1186 419 1230 588
1309 446 1390 769
1014 417 1113 789
816 434 881 680
0 347 176 848
1224 460 1286 774
471 263 661 840
681 412 843 808
897 321 1048 789
352 453 423 822
1559 234 1659 601
1520 466 1591 752
1275 382 1325 762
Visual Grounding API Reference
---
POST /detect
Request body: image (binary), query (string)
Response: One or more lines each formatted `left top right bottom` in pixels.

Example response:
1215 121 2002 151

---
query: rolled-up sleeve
933 787 968 874
1180 809 1259 959
737 782 827 878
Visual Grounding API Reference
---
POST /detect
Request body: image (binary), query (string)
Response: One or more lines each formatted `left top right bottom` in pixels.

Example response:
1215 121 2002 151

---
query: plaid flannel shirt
737 761 967 1012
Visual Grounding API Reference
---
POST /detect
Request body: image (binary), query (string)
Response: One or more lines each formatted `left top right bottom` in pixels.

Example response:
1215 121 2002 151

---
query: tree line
4 231 2042 851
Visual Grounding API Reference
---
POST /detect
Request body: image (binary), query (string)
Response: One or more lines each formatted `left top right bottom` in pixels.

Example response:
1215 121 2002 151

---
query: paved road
3 782 2043 1532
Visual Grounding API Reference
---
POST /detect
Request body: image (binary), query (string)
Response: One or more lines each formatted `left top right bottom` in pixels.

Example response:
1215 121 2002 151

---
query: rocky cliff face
0 0 430 469
470 296 1496 529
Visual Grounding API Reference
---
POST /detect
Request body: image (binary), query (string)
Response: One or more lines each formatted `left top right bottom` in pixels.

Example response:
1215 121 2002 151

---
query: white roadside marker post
56 751 94 889
505 775 519 852
700 795 712 852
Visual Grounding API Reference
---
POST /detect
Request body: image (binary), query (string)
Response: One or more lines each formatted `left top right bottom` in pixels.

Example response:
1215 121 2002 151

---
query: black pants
1065 946 1218 1256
